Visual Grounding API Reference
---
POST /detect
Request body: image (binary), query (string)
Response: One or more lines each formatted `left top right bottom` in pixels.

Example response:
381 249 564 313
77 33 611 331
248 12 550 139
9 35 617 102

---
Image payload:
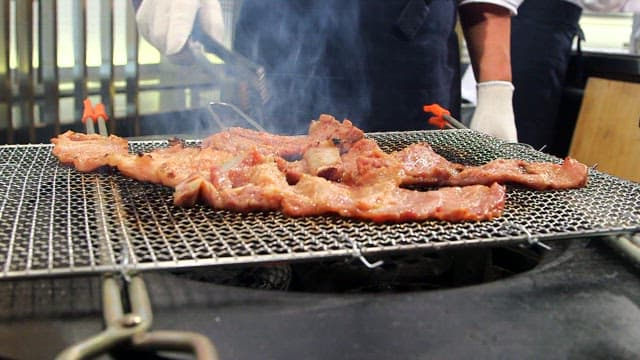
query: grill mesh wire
0 130 638 278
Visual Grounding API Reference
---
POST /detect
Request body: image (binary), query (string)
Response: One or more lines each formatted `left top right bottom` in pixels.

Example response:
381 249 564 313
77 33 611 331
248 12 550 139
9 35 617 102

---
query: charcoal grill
1 130 639 280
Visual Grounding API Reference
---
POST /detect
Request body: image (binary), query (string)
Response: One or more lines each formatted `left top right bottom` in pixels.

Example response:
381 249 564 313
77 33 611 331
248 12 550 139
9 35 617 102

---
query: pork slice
307 114 365 153
340 139 405 187
203 157 295 212
202 127 309 159
449 157 588 190
202 114 365 158
393 142 588 190
51 131 129 172
281 176 506 222
352 182 506 223
393 143 463 186
108 144 236 188
282 175 357 217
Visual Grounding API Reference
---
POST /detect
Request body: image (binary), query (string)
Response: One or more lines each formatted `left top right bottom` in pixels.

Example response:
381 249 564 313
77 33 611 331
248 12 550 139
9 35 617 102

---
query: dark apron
511 0 583 150
233 0 460 134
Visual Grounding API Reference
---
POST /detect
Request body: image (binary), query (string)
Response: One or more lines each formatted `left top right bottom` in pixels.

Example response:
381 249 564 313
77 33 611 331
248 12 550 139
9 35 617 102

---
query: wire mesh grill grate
0 130 639 279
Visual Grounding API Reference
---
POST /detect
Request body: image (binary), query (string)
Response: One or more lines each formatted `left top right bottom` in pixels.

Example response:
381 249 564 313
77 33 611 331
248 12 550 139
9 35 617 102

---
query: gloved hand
469 81 518 142
135 0 224 64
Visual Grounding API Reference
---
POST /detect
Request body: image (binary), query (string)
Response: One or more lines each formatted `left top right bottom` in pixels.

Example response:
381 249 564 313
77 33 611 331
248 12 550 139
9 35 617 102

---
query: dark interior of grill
171 243 552 293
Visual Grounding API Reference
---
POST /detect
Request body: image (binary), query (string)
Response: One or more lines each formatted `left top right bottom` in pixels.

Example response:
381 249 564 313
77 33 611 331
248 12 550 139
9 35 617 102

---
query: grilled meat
50 115 588 223
51 132 129 172
393 142 588 190
171 150 506 222
338 139 588 190
202 114 364 158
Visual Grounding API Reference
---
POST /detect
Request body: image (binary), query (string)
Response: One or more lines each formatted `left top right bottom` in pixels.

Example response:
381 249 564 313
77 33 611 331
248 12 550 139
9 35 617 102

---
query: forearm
459 3 512 82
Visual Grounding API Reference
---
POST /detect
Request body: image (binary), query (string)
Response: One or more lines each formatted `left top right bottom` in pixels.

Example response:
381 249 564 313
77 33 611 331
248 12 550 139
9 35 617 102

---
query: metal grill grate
1 130 639 279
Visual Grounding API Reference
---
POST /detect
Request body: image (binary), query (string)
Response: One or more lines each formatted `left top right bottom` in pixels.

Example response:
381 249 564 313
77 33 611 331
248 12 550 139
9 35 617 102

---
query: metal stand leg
56 273 219 360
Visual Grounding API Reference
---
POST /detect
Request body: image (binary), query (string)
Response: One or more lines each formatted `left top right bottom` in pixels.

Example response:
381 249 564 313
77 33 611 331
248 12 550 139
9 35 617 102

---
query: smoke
143 1 457 137
138 108 224 138
134 1 461 138
232 0 370 135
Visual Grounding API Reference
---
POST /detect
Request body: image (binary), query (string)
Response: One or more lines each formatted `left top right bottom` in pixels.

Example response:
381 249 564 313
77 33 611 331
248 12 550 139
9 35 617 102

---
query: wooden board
569 77 640 183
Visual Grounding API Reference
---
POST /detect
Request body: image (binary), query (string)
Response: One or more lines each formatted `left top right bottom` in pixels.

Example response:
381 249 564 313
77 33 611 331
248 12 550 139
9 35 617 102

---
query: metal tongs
81 98 109 136
58 100 219 360
189 24 269 105
423 103 468 130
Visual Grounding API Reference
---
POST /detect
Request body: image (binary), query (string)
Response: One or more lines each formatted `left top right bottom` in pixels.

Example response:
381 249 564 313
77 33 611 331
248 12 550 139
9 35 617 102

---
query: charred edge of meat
285 172 299 185
400 184 441 192
316 167 342 182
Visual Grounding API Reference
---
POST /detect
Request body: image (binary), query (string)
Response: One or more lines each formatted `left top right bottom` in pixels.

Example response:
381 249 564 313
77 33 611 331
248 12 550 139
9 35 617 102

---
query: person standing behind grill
510 0 640 152
135 0 523 141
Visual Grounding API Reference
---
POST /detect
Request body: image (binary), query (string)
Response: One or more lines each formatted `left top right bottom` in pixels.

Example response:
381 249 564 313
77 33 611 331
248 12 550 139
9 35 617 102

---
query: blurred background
0 0 241 143
0 0 638 145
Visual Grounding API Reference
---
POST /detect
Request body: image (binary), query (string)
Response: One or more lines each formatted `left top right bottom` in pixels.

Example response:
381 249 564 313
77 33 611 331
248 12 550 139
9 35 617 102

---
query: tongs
58 100 219 360
189 24 269 105
423 103 468 130
81 98 109 136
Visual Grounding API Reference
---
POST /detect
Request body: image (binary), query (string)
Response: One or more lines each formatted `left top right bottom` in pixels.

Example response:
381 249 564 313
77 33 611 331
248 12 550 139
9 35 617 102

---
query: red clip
93 103 109 121
81 98 95 124
423 103 451 129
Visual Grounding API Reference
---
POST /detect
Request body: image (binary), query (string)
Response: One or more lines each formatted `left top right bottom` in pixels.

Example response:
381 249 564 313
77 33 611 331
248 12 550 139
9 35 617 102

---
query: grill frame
1 129 639 279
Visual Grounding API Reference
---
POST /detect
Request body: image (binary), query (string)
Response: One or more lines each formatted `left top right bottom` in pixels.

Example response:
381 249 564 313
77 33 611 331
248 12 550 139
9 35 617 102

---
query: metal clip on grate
503 222 552 251
345 235 384 269
56 100 218 360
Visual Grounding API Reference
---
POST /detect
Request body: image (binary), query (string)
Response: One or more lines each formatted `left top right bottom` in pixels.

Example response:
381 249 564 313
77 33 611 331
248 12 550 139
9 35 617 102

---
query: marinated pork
202 114 364 158
50 114 589 223
51 132 129 172
393 142 588 190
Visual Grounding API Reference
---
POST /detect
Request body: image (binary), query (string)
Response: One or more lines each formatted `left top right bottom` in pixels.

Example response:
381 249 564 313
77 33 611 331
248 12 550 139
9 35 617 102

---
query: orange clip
423 103 451 129
81 98 95 124
93 103 109 121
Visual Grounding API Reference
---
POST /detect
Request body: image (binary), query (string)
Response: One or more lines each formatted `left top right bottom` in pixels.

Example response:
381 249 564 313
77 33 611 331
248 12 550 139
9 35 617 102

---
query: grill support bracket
56 273 219 360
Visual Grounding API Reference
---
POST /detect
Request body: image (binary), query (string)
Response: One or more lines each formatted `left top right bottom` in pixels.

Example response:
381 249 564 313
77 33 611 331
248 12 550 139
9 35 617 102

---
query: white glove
136 0 224 64
469 81 518 142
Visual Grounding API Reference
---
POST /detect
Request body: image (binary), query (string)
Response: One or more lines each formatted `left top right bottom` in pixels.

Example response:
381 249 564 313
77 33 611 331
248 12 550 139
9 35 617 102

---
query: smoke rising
232 0 370 135
148 0 458 137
